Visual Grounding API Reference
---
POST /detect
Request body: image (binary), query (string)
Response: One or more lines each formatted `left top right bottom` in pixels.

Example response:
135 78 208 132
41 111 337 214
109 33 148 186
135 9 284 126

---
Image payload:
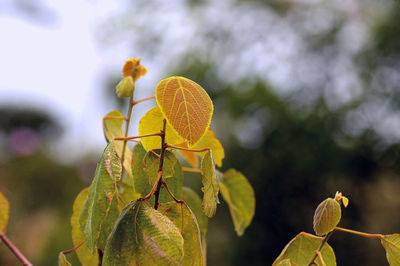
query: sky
0 0 158 161
1 0 400 162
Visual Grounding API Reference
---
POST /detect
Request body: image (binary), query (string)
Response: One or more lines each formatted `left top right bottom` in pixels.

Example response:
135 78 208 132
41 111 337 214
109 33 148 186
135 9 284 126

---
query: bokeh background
1 0 400 265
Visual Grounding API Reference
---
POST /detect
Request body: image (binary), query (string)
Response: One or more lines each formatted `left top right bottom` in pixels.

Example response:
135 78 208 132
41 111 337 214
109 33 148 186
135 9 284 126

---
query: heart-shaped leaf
155 76 213 146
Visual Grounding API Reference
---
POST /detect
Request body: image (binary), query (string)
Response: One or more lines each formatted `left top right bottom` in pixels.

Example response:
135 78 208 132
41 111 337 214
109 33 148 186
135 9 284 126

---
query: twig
166 144 210 153
161 180 184 204
334 227 383 239
113 132 162 141
307 231 333 266
132 95 155 105
0 233 33 266
120 94 135 168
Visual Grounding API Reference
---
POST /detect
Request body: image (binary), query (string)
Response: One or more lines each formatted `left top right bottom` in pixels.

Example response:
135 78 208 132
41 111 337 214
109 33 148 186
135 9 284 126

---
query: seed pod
313 198 341 236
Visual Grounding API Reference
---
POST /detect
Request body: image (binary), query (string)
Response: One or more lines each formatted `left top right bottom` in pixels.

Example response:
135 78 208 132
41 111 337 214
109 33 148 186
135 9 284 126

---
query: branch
154 119 167 210
139 121 167 205
307 231 333 266
0 233 33 266
120 93 135 167
334 227 383 239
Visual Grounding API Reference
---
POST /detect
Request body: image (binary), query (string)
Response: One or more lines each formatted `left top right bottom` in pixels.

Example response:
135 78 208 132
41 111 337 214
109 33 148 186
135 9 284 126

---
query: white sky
0 1 157 161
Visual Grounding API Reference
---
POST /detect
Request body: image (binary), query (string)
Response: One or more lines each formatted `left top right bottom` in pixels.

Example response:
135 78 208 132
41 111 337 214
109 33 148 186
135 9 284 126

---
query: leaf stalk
334 227 383 239
307 231 333 266
0 233 33 266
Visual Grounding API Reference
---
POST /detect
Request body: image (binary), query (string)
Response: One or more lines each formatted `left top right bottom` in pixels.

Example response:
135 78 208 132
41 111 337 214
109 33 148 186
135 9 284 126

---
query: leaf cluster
60 58 256 265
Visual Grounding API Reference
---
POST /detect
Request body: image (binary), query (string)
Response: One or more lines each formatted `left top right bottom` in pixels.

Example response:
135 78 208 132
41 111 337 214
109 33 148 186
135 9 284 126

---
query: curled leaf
103 110 134 183
116 76 135 98
200 150 219 217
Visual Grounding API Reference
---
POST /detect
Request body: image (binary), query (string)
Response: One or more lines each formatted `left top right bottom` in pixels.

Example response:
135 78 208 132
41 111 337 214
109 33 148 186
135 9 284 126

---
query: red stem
0 233 33 266
61 240 85 255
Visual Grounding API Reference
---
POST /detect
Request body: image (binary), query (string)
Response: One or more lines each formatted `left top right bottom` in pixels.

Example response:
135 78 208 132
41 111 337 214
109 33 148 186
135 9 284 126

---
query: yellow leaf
177 142 199 167
155 76 213 146
177 129 224 168
342 196 349 208
0 192 9 234
122 57 147 81
193 129 224 167
103 110 133 180
71 188 98 266
139 106 184 151
58 252 72 266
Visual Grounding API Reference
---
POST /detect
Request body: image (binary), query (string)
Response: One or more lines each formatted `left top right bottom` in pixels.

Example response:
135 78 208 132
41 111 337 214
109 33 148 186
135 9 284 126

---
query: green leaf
159 202 204 265
83 142 121 253
58 252 72 266
132 144 183 203
103 201 184 266
276 259 295 266
381 234 400 266
161 159 184 204
155 76 213 146
71 188 98 265
0 192 9 234
313 198 341 236
218 169 255 236
182 187 208 238
144 150 176 180
273 232 337 266
132 143 149 195
103 110 135 185
117 179 137 205
200 150 219 217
